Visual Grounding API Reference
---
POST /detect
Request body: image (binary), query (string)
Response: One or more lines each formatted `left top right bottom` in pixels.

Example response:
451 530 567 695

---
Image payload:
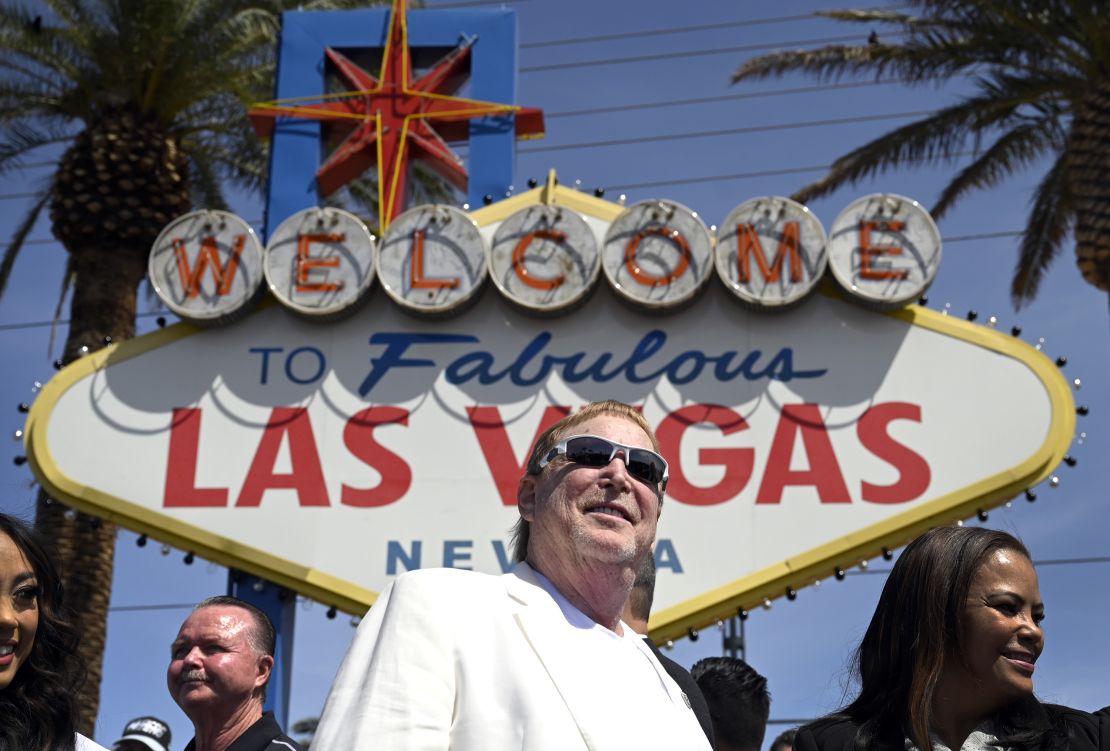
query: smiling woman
793 526 1105 751
0 513 108 751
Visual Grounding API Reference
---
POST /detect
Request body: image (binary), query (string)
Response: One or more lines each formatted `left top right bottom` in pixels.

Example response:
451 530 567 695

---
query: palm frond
1011 154 1073 306
0 189 50 297
47 252 74 359
932 120 1056 218
0 119 74 172
791 97 1008 204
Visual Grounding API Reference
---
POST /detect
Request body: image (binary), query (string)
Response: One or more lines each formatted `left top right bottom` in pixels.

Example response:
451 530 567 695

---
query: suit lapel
505 564 602 751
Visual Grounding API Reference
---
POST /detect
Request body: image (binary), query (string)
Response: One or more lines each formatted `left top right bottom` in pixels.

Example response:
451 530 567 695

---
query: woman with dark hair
0 513 107 751
796 526 1105 751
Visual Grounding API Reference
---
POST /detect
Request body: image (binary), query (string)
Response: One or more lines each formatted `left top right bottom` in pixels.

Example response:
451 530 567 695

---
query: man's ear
256 654 274 690
518 474 537 521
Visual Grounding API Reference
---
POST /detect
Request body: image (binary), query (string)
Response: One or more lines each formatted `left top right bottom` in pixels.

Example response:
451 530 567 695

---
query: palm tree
732 0 1110 307
0 0 380 732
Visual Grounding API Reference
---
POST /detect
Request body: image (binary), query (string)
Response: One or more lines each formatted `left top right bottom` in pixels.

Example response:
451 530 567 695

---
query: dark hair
770 728 797 751
626 552 656 623
510 400 661 562
0 513 83 751
691 657 770 751
832 526 1058 751
193 595 275 701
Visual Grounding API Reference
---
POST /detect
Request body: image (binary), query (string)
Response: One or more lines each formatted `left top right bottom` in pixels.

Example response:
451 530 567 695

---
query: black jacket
643 637 716 747
795 706 1106 751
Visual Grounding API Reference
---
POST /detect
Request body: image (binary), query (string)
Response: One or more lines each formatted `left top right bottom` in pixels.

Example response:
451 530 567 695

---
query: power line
526 14 843 49
606 147 983 192
108 602 195 613
519 110 934 154
523 4 909 48
521 32 880 74
851 554 1110 576
431 0 529 6
0 310 169 335
548 79 909 120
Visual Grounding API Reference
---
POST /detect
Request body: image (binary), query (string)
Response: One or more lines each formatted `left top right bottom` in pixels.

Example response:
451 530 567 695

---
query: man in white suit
313 400 712 750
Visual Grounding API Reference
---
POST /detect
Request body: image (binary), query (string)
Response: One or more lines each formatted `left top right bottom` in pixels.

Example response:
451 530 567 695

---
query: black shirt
183 712 304 751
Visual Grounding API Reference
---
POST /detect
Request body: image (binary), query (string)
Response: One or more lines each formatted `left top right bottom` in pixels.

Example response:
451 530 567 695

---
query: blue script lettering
360 329 825 396
359 332 478 396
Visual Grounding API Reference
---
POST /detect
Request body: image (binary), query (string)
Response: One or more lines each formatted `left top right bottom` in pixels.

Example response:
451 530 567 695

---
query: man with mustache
314 400 712 749
168 596 302 751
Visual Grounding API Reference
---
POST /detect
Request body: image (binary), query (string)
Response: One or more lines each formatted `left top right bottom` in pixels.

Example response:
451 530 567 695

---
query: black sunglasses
537 434 669 491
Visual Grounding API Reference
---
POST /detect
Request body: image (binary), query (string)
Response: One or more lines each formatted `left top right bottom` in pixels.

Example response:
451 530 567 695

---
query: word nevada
149 192 942 324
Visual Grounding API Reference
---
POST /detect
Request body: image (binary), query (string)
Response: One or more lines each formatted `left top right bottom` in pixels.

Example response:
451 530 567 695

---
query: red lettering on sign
756 404 850 503
657 404 754 506
858 220 909 280
625 227 690 286
736 222 803 284
341 407 412 507
468 405 571 506
858 402 930 503
409 229 460 290
237 408 329 507
173 235 246 298
512 230 567 290
164 408 229 507
296 233 344 292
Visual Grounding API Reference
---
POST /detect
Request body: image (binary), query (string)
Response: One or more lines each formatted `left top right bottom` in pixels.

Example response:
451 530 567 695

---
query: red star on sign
250 0 545 228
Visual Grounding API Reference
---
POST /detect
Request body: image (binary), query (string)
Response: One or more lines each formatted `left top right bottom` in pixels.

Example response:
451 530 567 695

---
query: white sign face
826 193 942 308
715 197 828 308
603 200 713 309
378 205 487 316
26 280 1072 637
264 207 377 319
487 205 600 313
148 210 265 325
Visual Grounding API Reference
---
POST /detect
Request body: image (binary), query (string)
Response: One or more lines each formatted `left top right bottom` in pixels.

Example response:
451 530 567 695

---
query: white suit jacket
312 563 710 750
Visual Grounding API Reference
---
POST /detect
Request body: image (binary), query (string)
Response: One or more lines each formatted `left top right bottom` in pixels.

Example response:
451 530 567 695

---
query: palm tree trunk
34 247 147 735
1068 78 1110 293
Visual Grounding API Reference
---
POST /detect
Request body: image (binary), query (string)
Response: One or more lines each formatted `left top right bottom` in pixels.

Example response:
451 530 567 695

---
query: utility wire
851 555 1110 576
100 555 1110 612
0 310 172 332
521 32 888 74
523 4 909 48
519 110 935 154
108 602 195 613
548 78 911 120
604 149 979 190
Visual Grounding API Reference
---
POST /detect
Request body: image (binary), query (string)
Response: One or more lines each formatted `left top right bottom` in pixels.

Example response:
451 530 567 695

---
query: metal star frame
250 0 544 229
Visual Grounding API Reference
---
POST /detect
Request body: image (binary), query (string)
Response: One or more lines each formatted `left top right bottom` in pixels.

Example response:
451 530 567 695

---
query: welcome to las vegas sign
23 178 1073 642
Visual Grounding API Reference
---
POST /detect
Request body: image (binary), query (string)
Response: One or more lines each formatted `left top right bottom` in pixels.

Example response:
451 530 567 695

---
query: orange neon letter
296 233 344 292
512 229 567 290
624 227 690 286
858 221 909 280
736 222 803 283
173 235 246 298
409 230 459 290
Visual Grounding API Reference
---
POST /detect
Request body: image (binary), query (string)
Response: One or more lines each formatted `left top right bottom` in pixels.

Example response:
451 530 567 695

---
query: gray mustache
180 670 206 682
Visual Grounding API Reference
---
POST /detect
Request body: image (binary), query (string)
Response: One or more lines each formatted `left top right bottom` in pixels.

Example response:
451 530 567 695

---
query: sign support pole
228 572 296 730
723 616 746 662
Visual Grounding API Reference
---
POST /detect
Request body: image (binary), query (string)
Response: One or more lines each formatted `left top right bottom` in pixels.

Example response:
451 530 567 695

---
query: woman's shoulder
795 717 865 751
1038 704 1102 751
74 733 110 751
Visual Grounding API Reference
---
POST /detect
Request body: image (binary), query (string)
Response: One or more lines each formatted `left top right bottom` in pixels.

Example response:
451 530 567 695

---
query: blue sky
1 0 1107 745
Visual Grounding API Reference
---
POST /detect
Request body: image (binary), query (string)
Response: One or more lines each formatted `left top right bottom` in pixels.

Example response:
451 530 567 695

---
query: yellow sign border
25 178 1075 633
